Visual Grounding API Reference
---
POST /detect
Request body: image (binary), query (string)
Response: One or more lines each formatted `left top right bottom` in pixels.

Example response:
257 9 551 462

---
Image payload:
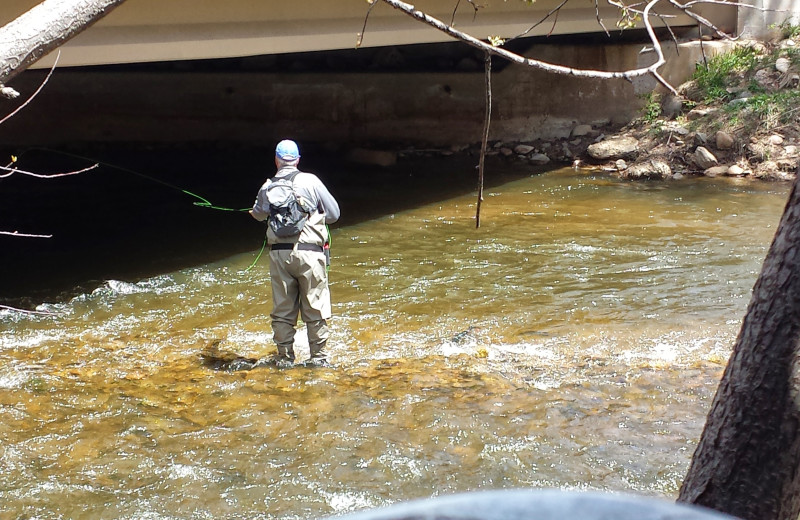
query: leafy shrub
640 92 662 123
692 46 759 102
775 19 800 40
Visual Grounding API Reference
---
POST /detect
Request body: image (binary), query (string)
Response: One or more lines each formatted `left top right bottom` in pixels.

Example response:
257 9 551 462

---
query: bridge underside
0 0 739 152
4 0 736 69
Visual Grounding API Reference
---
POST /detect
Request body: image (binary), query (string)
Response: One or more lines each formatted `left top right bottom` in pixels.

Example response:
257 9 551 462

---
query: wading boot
275 358 294 369
306 341 331 368
272 345 295 369
303 357 332 368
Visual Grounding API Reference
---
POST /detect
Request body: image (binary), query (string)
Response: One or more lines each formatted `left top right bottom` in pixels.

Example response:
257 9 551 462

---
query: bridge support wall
0 42 649 151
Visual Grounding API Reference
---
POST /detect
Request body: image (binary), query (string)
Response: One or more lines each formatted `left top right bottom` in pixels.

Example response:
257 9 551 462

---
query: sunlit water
0 166 790 519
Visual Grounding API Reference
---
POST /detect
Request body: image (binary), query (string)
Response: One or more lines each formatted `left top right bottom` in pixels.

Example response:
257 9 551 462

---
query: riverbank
395 31 797 182
485 31 800 182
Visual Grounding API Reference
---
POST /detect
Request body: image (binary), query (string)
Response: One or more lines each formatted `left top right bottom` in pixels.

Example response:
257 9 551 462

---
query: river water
0 161 790 520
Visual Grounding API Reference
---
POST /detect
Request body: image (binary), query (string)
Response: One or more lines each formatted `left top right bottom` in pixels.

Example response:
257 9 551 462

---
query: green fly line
17 148 334 274
244 232 268 273
244 225 332 274
19 147 273 271
24 147 251 212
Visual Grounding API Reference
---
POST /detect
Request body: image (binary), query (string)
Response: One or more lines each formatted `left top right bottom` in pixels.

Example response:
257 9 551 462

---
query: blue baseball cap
275 139 300 161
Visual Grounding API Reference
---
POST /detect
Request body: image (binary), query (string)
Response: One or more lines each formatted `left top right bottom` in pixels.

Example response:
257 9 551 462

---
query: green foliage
786 47 800 67
748 79 766 95
725 90 800 131
773 19 800 39
692 46 759 103
640 92 662 123
749 90 800 125
616 7 640 30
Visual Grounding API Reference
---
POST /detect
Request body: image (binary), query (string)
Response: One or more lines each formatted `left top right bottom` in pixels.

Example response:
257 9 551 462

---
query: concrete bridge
0 0 753 150
4 0 736 69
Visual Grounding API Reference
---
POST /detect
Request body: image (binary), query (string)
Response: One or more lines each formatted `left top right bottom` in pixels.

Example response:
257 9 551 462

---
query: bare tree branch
357 0 380 49
657 12 681 54
668 0 735 39
699 20 709 67
0 230 53 238
0 159 98 238
595 0 611 37
678 0 783 9
376 0 671 85
476 52 491 229
0 304 58 316
0 162 98 179
484 0 572 45
605 0 657 20
0 0 128 85
451 0 481 26
652 69 678 93
0 50 60 127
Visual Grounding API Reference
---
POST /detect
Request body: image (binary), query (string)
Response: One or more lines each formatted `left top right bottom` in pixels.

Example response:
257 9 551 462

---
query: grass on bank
661 26 800 135
629 23 800 178
692 45 760 103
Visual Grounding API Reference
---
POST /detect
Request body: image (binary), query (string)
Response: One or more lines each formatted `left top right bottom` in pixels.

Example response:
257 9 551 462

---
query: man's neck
276 165 299 176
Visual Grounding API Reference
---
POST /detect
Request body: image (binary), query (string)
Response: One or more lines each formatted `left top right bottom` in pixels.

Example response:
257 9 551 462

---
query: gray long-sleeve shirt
251 165 340 246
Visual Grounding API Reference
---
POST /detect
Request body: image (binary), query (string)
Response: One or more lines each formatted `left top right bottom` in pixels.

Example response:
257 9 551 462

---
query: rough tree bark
0 0 127 88
678 168 800 520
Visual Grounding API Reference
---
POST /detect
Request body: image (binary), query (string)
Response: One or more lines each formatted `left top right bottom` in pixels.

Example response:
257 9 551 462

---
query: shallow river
0 164 790 519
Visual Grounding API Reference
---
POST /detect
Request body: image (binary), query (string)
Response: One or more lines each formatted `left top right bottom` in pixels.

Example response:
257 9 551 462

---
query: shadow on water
0 144 536 305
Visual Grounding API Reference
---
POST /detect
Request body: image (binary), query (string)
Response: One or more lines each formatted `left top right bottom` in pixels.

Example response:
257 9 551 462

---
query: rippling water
0 165 790 519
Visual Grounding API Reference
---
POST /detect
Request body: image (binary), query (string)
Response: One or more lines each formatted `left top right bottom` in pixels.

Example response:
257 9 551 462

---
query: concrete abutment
0 40 651 152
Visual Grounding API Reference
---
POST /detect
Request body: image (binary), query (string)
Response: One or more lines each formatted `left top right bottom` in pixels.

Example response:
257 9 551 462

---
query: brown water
0 167 790 520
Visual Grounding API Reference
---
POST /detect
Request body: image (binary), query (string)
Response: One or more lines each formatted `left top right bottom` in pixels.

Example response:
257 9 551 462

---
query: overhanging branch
376 0 671 89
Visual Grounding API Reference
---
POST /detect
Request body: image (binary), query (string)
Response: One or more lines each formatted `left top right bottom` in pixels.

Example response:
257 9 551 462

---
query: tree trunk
0 0 127 86
678 169 800 520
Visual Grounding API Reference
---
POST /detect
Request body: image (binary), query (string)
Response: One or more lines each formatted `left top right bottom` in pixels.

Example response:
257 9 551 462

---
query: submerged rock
346 148 397 167
704 165 729 177
727 164 746 176
529 153 550 165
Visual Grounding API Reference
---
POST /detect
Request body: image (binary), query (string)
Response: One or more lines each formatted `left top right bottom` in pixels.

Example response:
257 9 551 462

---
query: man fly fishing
250 140 340 368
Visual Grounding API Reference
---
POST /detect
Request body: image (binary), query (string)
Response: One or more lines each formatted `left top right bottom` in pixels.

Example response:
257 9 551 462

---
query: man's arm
250 182 270 221
300 173 340 224
316 183 340 224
